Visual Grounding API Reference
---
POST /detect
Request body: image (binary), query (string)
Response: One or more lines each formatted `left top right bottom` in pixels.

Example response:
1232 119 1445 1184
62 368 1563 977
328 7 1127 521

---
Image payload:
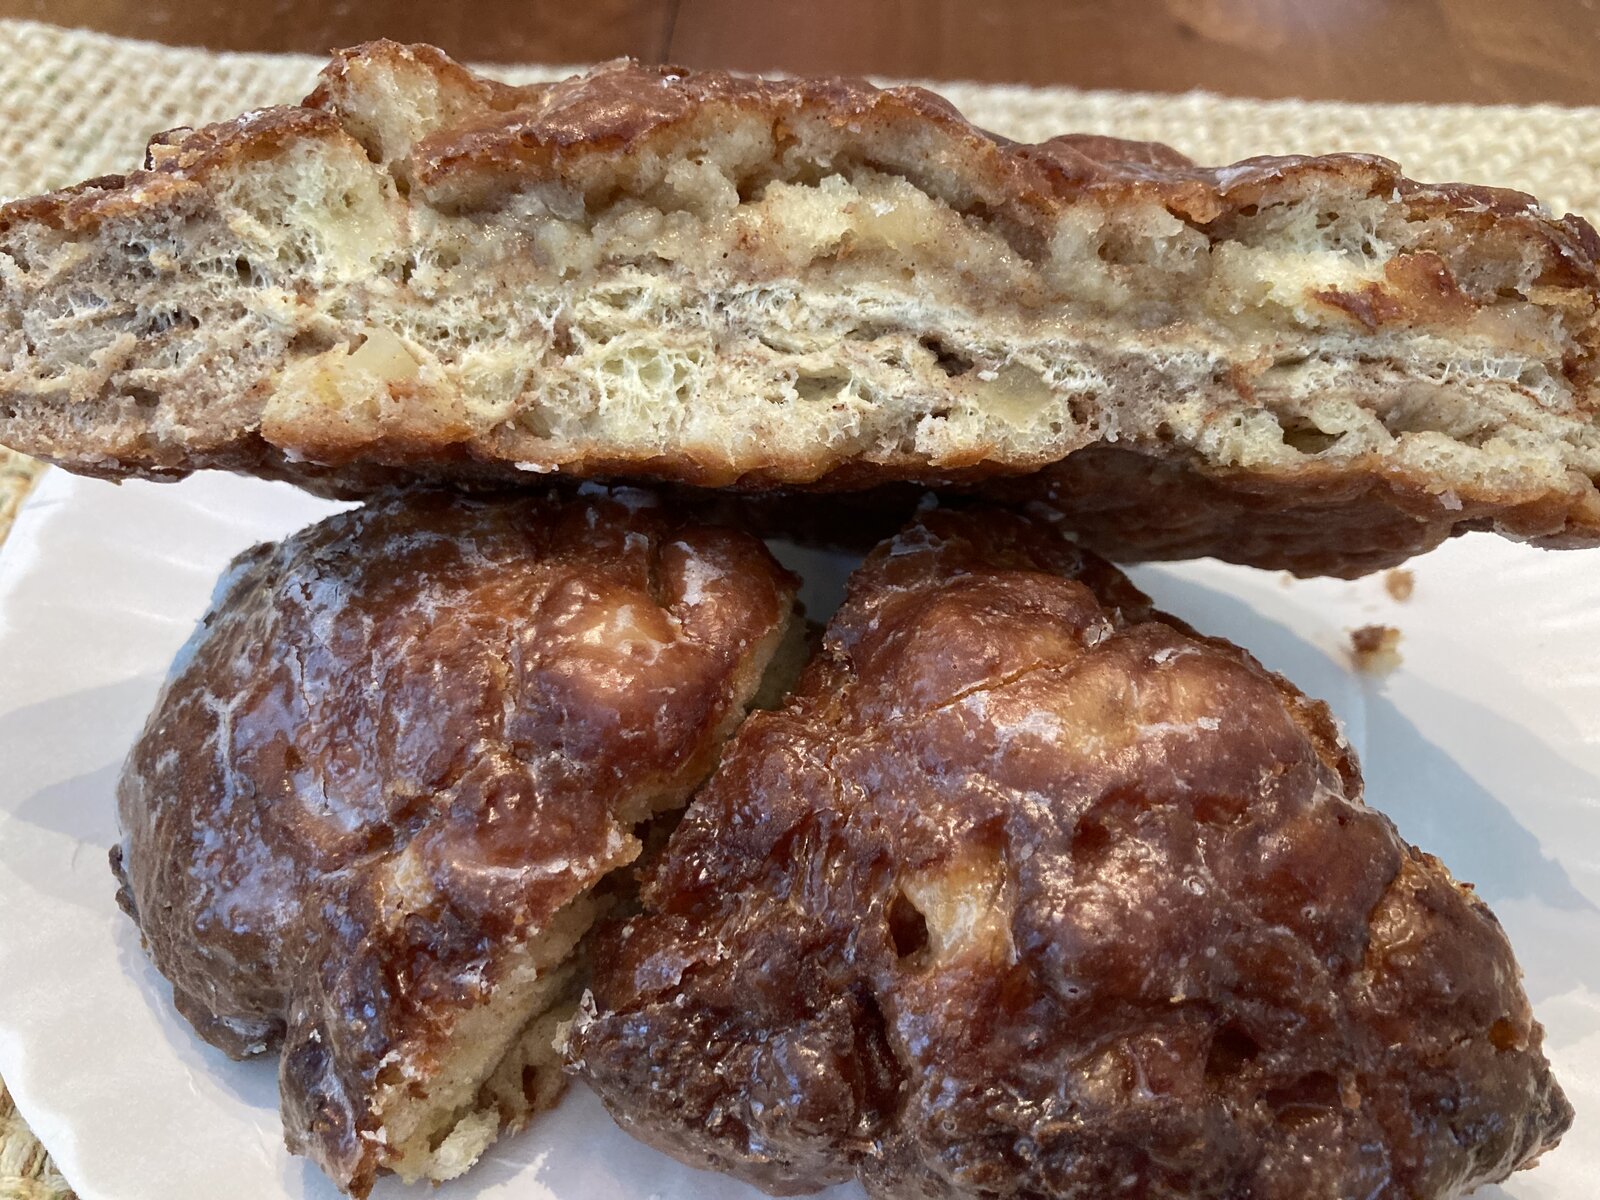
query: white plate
0 471 1595 1200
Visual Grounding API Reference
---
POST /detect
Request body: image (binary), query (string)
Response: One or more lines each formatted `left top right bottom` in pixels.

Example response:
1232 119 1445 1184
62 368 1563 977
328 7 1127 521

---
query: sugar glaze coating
572 508 1570 1199
112 487 797 1194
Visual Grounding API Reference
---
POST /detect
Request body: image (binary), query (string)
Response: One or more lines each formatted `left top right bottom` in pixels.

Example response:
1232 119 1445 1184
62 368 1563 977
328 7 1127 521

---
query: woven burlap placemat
3 16 1599 1199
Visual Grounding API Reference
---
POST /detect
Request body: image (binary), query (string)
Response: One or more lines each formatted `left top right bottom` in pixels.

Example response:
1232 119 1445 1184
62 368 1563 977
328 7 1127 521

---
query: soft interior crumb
1349 624 1403 674
1384 569 1415 602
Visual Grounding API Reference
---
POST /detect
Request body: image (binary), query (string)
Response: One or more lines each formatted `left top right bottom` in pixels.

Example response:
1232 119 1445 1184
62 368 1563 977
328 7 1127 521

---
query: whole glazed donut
111 486 799 1196
570 506 1571 1200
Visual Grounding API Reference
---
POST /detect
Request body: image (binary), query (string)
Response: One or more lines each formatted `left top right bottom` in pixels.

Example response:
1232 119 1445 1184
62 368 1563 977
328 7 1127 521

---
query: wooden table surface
7 0 1600 104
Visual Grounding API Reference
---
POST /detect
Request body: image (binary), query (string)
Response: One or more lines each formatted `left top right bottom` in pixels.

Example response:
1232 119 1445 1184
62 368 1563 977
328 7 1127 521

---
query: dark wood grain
3 1 1600 105
664 0 1600 104
2 1 1598 114
0 0 676 62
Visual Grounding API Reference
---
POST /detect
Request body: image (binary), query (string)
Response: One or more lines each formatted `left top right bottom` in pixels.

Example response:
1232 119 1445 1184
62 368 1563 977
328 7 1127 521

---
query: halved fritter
2 42 1599 574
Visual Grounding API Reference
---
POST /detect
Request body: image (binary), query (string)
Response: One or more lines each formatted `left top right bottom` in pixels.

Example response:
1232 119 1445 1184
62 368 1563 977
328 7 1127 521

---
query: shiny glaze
111 486 795 1194
573 508 1570 1199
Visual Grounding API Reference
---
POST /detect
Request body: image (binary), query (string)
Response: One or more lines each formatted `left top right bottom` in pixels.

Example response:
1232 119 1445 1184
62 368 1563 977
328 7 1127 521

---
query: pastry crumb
1384 569 1415 602
1349 624 1403 674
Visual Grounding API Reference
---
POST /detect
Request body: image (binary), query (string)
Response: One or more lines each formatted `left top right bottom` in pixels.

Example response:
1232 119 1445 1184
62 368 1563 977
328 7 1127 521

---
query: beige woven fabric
1 1077 70 1200
0 449 42 547
2 17 1599 1199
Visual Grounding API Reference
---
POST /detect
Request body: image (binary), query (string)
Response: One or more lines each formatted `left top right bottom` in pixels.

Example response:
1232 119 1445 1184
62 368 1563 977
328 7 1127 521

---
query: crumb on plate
1384 569 1415 602
1349 624 1403 675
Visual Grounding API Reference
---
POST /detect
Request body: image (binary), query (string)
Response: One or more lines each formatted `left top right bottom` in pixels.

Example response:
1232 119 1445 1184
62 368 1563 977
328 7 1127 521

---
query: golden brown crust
7 45 1590 299
0 107 350 234
38 424 1580 580
211 442 1599 580
999 445 1600 577
109 487 796 1195
571 507 1570 1199
10 44 1592 278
